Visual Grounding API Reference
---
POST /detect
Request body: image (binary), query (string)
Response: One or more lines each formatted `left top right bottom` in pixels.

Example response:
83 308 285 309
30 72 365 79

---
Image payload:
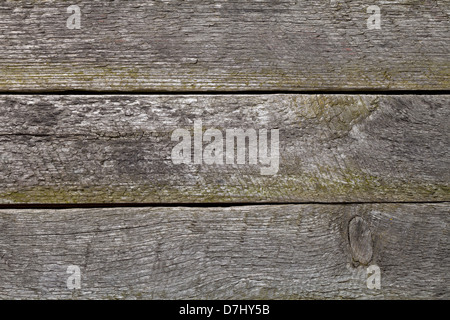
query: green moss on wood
1 60 449 91
1 166 448 204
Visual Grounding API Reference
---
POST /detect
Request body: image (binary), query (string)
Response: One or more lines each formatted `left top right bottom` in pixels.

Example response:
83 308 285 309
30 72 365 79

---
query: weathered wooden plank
0 203 447 299
0 1 448 91
1 94 448 204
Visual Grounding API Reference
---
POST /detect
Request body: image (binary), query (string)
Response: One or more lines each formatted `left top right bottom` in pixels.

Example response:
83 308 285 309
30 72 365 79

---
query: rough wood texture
0 94 448 204
348 216 373 265
0 203 448 299
0 1 448 91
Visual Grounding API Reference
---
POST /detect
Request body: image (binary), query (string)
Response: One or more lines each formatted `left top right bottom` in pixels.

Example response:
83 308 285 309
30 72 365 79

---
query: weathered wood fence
0 1 448 299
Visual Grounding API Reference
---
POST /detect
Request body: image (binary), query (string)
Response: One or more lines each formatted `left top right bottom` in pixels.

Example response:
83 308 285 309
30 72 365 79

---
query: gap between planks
0 201 449 210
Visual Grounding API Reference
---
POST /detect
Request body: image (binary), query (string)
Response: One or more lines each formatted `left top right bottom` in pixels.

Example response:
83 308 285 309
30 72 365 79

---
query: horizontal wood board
0 0 449 91
0 203 448 299
0 94 448 204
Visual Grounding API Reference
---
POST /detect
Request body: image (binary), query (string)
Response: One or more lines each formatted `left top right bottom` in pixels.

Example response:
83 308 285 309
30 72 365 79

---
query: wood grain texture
348 216 373 265
0 1 449 91
0 203 448 299
1 94 448 204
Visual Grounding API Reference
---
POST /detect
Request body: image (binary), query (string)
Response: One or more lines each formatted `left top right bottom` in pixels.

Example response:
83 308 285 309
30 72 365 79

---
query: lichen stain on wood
348 216 373 266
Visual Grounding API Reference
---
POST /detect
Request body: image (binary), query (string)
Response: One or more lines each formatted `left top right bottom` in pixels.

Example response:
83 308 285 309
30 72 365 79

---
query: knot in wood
348 216 373 265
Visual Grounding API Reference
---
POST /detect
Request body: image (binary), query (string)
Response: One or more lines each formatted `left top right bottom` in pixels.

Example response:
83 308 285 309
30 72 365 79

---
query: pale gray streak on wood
0 1 448 91
0 94 448 203
0 204 448 299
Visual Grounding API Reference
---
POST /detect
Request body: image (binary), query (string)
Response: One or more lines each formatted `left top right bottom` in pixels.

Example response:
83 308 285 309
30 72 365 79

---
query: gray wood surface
0 203 448 299
0 94 448 204
0 0 448 301
0 1 448 91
